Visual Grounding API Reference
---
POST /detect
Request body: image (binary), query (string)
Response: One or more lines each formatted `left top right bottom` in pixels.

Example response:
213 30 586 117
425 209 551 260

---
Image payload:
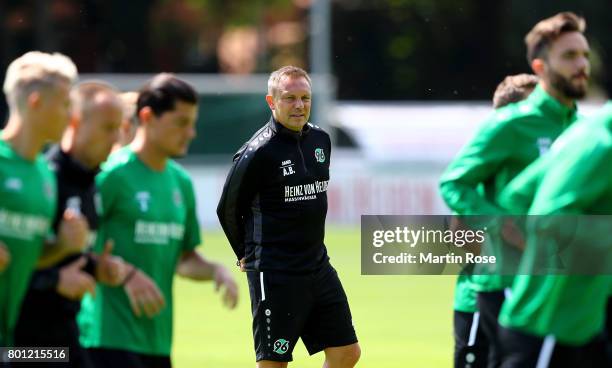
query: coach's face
76 96 123 168
266 76 311 132
544 31 590 99
150 101 198 158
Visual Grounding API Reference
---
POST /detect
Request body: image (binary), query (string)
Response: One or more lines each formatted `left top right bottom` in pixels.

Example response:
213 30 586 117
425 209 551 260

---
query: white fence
187 159 449 230
187 101 606 229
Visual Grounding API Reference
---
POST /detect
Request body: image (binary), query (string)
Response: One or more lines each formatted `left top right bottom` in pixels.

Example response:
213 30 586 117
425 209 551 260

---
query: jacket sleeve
439 116 513 216
527 136 612 274
217 144 260 260
498 156 546 214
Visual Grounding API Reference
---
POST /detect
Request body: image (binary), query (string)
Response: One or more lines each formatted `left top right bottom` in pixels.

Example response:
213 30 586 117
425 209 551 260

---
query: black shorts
476 290 506 368
246 263 358 362
605 296 612 364
87 348 171 368
13 316 93 368
454 310 488 368
499 326 607 368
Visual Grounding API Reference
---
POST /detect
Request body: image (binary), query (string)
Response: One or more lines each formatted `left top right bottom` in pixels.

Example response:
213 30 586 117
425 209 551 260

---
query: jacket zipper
297 133 308 174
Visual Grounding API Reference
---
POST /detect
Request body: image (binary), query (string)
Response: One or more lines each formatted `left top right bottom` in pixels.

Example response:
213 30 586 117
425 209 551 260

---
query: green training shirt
0 138 56 346
440 84 579 304
498 102 612 345
453 273 477 313
78 147 201 356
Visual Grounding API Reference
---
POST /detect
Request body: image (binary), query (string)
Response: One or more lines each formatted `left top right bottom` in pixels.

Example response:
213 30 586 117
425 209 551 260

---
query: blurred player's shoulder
494 99 540 123
0 137 11 158
561 103 612 148
476 99 543 137
95 146 136 188
167 159 194 187
100 145 135 172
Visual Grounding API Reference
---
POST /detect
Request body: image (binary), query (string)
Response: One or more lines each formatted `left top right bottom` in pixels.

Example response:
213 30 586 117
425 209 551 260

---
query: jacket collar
528 84 578 124
47 145 99 187
267 116 311 139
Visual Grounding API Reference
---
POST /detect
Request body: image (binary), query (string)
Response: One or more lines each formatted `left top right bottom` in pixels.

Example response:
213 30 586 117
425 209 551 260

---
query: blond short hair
3 51 78 110
267 66 311 97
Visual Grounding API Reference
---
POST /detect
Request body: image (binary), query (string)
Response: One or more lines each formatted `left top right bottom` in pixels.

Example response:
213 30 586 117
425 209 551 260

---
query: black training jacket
217 117 331 273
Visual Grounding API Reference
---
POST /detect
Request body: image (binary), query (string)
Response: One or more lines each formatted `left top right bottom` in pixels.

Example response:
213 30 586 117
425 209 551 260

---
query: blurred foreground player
14 81 144 368
0 51 81 351
497 101 612 368
451 72 537 368
79 74 238 368
440 12 590 368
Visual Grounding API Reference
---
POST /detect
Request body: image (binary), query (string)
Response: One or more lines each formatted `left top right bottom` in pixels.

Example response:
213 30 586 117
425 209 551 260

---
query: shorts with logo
246 263 358 362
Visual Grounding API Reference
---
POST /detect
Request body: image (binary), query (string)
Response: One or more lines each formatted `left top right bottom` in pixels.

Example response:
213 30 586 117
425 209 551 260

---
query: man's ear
68 111 80 129
138 106 153 125
26 91 42 109
531 58 546 77
265 94 275 111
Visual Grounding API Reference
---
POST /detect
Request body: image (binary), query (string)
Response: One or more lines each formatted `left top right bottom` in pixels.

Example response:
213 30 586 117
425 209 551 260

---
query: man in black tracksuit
217 66 360 368
14 82 163 368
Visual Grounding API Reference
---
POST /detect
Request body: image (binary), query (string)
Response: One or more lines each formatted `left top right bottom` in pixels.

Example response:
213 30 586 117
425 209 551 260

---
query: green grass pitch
172 228 455 367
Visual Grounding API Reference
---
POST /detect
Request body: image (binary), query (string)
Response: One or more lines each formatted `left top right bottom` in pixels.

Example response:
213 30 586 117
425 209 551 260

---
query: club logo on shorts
273 339 290 355
314 148 325 163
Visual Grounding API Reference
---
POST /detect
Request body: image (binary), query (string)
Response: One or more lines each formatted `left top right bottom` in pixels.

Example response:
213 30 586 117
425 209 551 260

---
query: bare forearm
177 251 218 281
37 242 76 269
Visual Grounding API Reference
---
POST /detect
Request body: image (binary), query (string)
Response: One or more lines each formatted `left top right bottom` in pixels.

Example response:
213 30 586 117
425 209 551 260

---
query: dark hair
137 73 197 117
492 74 539 108
525 12 586 64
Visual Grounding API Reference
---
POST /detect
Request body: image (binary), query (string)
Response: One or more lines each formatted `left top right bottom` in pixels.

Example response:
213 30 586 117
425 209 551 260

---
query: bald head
111 91 139 150
65 81 123 168
71 81 122 121
120 91 139 123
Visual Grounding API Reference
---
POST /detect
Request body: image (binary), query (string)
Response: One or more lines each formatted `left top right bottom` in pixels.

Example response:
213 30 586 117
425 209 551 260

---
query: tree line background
1 0 610 104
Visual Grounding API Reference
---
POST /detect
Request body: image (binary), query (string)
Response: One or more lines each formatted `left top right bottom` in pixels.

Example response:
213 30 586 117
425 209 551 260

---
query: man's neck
130 132 167 171
1 115 45 161
60 129 96 169
540 81 575 108
273 115 302 132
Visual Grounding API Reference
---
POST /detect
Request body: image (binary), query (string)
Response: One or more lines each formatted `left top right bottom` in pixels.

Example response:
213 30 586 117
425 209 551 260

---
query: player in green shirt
451 73 538 368
0 51 85 349
496 103 612 367
78 74 238 368
440 12 590 367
